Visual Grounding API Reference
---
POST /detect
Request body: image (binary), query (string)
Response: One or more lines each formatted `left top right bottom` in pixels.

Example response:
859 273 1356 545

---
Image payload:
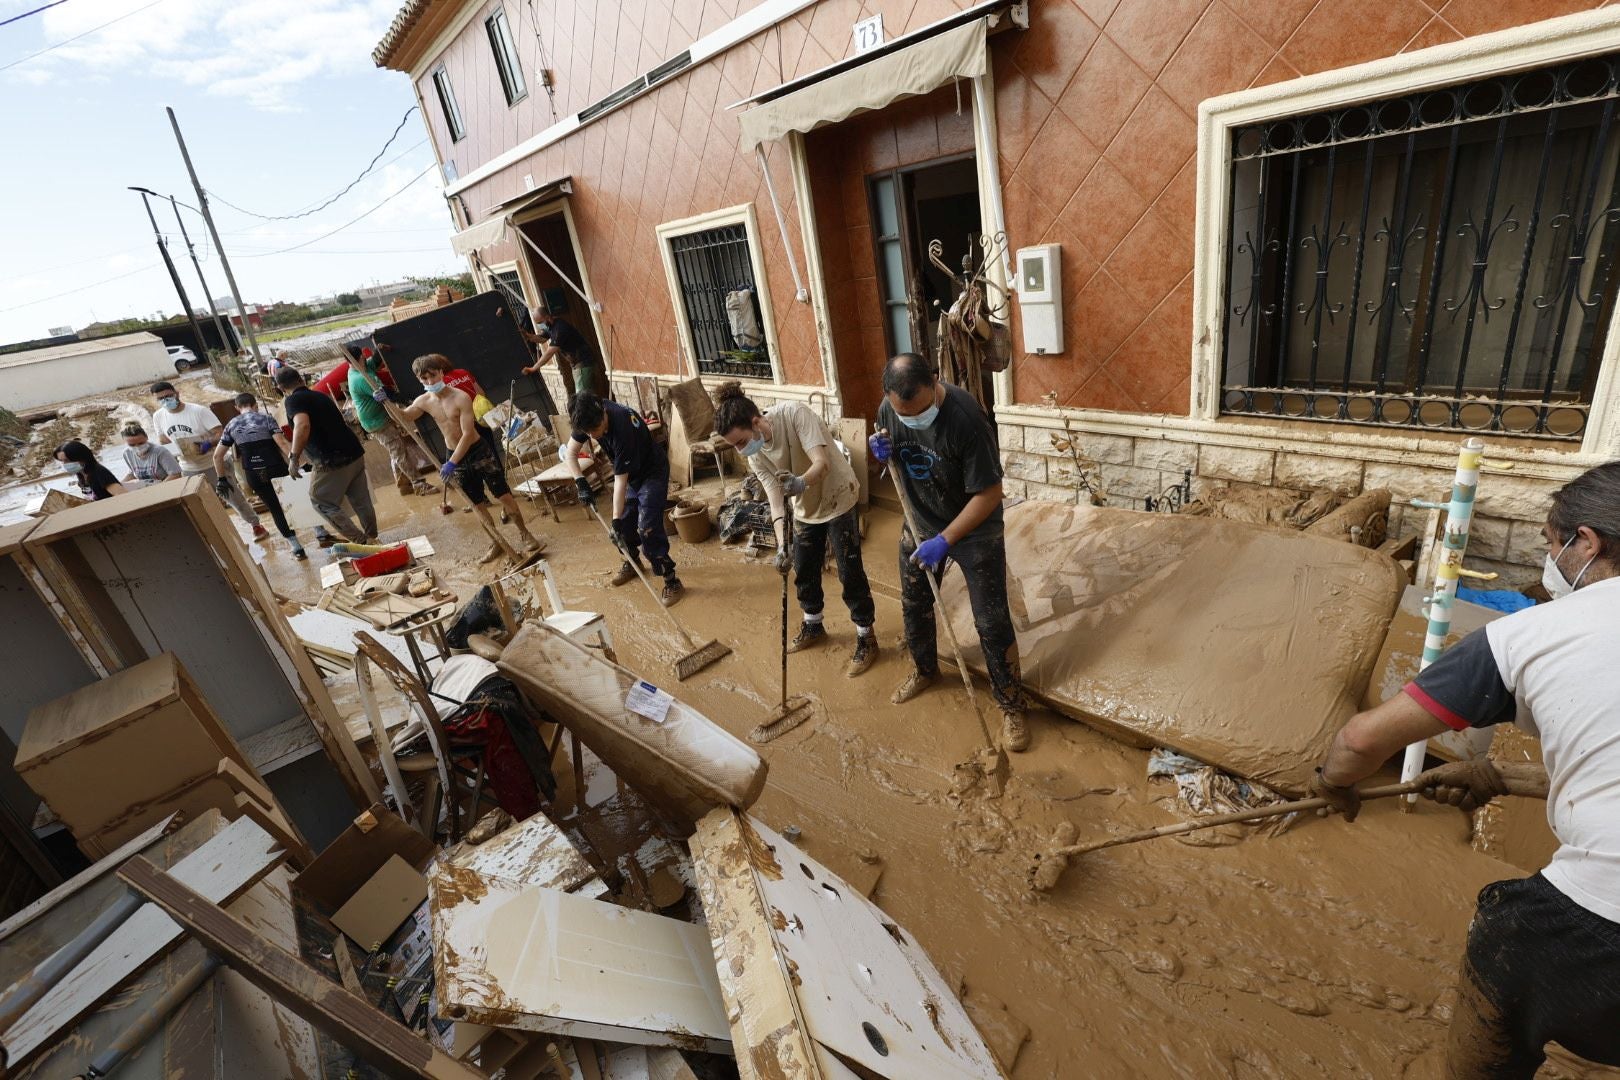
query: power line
0 264 156 314
0 0 164 72
0 0 72 28
237 164 437 258
208 109 421 221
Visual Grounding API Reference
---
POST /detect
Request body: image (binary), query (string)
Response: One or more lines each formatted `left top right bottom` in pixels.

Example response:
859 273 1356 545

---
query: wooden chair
664 377 736 488
352 632 502 843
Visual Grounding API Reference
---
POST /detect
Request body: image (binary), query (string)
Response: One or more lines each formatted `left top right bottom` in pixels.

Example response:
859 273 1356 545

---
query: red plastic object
353 544 410 577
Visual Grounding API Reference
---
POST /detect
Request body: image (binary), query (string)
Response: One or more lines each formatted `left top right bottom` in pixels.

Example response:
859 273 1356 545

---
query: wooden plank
333 937 362 995
838 418 869 509
0 814 180 945
117 855 488 1080
233 793 315 870
0 814 285 1071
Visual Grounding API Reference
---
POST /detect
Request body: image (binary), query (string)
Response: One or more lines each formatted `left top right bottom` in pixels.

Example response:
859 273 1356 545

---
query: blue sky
0 0 465 344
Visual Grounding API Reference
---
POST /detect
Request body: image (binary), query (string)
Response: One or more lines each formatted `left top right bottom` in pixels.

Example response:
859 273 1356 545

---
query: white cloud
10 0 403 109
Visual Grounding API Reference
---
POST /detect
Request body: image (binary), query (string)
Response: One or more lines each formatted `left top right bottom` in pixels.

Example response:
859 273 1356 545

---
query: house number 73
852 14 884 54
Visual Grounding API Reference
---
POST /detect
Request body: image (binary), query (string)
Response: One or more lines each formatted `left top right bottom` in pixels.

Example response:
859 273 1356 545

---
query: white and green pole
1400 436 1485 805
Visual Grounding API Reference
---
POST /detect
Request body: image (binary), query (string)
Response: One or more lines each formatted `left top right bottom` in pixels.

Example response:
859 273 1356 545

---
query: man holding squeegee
565 392 685 607
870 352 1029 752
1311 461 1620 1078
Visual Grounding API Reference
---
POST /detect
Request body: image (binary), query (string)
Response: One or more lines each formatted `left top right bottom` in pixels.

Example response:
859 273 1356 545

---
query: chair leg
418 771 442 842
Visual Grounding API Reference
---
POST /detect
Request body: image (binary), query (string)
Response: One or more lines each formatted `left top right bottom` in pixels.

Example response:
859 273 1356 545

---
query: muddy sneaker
787 621 827 653
1000 710 1030 753
660 578 685 607
610 560 641 587
890 669 938 705
291 545 308 561
477 542 504 564
521 534 547 554
845 634 878 677
251 524 269 540
316 533 338 549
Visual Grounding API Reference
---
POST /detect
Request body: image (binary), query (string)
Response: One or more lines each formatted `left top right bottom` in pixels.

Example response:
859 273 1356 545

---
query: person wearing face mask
398 353 543 561
119 422 181 486
55 440 124 500
868 353 1028 751
149 380 266 538
713 381 876 676
564 392 681 605
277 366 378 544
1309 461 1620 1078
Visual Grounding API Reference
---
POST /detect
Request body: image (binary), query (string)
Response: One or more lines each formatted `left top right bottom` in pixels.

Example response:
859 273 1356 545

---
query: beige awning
737 17 988 153
448 177 574 255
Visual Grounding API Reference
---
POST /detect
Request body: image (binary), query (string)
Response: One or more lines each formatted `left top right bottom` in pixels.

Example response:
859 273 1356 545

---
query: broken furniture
690 809 1006 1078
16 652 307 861
943 501 1406 795
496 622 767 833
514 426 610 522
0 811 307 1077
17 479 378 849
663 378 734 489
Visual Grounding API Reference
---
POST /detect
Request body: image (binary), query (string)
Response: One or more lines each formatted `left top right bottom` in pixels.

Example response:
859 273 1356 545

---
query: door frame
510 197 611 378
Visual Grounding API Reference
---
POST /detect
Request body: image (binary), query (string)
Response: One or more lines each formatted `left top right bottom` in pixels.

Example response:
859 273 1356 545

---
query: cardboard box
331 854 428 953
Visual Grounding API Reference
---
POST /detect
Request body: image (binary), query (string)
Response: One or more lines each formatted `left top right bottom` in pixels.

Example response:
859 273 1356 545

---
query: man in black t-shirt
564 393 682 605
872 353 1028 752
277 367 377 544
522 314 598 402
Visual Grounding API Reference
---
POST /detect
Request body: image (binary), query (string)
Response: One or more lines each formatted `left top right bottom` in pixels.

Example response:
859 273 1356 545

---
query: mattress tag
625 680 673 723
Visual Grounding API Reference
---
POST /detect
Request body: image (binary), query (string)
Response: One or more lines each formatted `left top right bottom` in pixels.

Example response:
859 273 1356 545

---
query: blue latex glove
196 439 212 453
780 473 807 497
372 387 389 402
912 533 951 571
869 430 892 463
439 460 457 481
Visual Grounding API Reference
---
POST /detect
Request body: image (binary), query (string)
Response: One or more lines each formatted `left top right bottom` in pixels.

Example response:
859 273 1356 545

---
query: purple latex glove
372 387 389 402
869 430 892 463
439 460 458 481
912 533 950 571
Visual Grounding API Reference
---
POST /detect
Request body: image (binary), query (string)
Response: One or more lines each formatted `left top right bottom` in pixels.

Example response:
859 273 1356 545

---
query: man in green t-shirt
346 348 434 496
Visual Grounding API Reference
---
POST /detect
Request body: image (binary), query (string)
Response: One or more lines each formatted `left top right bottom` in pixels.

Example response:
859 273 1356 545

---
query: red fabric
1404 683 1472 732
444 707 541 820
313 362 350 400
445 368 481 400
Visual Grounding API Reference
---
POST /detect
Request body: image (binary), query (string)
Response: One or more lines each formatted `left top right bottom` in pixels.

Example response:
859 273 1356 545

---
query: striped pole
1400 436 1485 804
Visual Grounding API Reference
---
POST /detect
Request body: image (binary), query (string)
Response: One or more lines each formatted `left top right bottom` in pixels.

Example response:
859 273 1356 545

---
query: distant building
356 280 419 306
0 332 172 411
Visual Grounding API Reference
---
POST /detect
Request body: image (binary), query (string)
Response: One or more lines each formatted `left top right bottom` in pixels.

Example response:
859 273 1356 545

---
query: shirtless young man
395 353 542 561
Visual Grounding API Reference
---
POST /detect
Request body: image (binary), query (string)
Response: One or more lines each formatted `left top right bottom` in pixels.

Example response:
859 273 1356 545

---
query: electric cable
0 0 164 72
236 164 436 257
0 0 72 28
0 265 157 314
207 110 420 221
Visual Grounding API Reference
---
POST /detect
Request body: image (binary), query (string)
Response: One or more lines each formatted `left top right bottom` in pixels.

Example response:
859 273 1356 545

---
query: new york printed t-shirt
876 382 1003 543
153 402 223 476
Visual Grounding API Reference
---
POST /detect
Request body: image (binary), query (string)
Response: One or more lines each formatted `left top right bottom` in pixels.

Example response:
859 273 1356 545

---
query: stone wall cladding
999 428 1569 583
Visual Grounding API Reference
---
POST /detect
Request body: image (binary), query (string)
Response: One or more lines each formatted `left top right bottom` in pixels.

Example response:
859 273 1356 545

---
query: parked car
167 345 200 372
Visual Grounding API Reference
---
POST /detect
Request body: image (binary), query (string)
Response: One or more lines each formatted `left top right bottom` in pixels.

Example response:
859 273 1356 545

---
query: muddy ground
246 450 1610 1079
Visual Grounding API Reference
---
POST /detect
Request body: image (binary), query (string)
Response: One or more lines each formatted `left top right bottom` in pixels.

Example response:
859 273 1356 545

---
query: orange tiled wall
996 0 1602 416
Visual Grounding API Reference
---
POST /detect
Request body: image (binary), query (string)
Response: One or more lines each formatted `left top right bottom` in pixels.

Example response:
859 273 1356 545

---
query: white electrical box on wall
1015 244 1063 355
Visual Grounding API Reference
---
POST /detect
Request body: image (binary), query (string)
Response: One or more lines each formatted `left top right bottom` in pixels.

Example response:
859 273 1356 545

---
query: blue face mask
61 460 84 473
740 436 765 457
160 397 182 412
898 403 939 429
423 381 446 394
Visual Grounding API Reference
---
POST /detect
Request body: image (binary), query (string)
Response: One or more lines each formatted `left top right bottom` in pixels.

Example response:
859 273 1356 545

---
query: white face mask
1542 534 1596 600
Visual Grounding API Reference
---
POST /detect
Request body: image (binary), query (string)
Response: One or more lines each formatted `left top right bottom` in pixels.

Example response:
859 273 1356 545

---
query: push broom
585 504 730 680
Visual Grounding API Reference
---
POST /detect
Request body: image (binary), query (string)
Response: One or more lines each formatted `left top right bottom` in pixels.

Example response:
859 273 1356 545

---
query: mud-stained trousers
898 529 1025 712
613 470 677 582
1446 873 1620 1079
794 506 874 629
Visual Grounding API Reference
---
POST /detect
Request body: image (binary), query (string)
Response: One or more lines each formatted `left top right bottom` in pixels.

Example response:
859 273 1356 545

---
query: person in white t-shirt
712 381 877 678
149 380 265 539
1311 461 1620 1077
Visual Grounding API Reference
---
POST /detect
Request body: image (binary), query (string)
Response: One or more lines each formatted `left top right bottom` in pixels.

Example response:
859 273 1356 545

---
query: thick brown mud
257 466 1615 1079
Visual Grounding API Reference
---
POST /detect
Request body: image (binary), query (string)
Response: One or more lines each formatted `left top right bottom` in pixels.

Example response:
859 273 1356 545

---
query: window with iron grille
1221 56 1620 440
486 8 527 106
667 224 772 379
432 66 466 142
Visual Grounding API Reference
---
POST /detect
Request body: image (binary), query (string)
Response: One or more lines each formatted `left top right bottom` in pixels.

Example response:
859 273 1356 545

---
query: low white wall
0 339 173 411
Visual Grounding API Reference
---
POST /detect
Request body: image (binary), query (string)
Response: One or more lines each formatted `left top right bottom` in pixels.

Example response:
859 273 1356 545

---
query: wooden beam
117 856 488 1080
0 814 284 1072
0 814 180 944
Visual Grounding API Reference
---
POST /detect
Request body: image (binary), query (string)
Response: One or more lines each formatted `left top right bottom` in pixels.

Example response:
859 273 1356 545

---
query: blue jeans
614 471 676 581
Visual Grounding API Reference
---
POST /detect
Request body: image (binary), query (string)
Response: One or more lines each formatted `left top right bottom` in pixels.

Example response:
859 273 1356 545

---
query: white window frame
485 6 527 107
431 64 466 143
1192 8 1620 461
656 203 784 384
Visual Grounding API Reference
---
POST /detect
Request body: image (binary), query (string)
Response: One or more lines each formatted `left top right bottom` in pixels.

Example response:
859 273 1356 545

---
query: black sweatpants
898 529 1024 712
793 506 874 628
243 466 295 538
1447 873 1620 1078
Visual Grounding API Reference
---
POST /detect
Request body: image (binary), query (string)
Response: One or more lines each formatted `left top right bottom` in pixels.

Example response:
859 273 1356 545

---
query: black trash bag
444 585 503 650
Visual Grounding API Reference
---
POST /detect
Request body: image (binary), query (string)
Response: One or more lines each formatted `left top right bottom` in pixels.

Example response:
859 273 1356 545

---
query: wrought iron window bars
669 224 772 379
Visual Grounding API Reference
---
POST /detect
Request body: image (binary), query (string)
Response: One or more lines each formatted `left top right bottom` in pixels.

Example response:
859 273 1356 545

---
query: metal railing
668 224 771 378
1220 55 1620 440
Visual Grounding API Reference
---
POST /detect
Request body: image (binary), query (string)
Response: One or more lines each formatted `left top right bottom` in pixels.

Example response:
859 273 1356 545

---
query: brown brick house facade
378 0 1620 582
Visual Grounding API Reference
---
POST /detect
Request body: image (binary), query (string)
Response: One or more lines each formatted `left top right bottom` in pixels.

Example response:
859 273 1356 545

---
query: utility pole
167 193 233 357
129 187 208 362
166 106 265 368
